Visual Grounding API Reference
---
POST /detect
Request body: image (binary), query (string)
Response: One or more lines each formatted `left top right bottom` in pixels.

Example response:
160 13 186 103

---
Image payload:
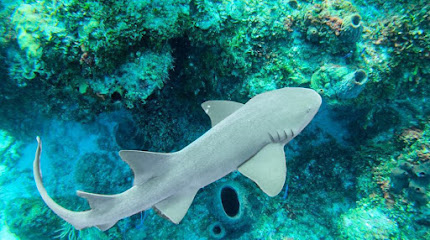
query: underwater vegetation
0 0 429 239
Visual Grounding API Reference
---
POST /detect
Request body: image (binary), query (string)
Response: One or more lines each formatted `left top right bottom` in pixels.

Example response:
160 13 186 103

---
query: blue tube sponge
208 222 226 240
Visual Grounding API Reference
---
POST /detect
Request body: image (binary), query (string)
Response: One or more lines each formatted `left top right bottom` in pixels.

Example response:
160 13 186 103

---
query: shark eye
306 107 311 113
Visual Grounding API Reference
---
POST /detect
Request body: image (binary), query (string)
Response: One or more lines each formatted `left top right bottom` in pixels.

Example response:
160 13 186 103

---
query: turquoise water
0 0 429 239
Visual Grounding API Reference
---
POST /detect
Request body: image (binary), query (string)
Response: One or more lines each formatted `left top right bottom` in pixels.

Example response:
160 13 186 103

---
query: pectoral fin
201 100 244 127
153 188 199 224
238 144 286 197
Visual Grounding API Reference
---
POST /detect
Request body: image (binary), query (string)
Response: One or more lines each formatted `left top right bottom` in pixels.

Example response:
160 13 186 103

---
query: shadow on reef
289 133 360 196
74 152 132 195
325 97 427 146
114 117 146 150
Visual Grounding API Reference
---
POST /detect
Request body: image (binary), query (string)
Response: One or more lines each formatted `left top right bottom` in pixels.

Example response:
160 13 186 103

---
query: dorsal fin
153 188 199 224
238 143 286 197
76 190 117 211
119 150 174 186
201 100 244 127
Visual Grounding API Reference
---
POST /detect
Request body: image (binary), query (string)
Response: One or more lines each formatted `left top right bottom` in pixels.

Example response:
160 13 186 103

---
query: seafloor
0 0 429 239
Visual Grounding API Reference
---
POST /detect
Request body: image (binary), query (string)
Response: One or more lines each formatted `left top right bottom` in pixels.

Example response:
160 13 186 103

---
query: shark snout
306 89 322 116
294 89 322 133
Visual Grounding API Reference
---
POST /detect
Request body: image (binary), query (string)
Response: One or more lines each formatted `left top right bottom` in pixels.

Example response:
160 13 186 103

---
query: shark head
250 87 322 142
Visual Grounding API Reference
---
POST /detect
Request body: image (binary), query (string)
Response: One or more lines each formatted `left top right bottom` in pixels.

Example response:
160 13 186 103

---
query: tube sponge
390 168 409 193
306 26 320 43
390 161 430 206
335 69 368 99
310 65 368 101
340 13 363 43
210 181 251 231
408 180 428 205
208 222 226 239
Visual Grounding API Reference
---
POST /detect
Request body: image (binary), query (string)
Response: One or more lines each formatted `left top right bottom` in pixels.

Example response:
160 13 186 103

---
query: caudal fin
33 137 89 230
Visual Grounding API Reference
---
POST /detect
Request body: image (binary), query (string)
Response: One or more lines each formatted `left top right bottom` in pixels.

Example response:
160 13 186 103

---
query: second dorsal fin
76 190 117 211
119 150 175 186
201 100 244 127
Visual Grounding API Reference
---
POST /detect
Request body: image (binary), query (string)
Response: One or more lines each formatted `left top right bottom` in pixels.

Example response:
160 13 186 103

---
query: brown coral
399 127 423 146
324 15 343 36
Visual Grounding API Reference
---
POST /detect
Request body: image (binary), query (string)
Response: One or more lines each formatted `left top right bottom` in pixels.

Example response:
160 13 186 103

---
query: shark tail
33 137 89 230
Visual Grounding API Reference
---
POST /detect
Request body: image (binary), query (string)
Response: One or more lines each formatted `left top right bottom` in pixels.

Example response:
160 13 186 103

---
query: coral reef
87 49 173 109
5 197 66 240
350 120 430 239
1 0 430 239
0 129 20 166
299 0 363 54
368 5 430 68
338 207 399 239
3 0 186 120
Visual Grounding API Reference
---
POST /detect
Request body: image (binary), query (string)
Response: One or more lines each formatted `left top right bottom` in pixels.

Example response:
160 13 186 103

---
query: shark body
33 87 321 231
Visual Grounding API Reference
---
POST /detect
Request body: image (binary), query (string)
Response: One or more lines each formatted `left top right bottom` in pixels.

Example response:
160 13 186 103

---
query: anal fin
77 191 118 231
153 188 199 224
238 143 286 197
96 221 118 231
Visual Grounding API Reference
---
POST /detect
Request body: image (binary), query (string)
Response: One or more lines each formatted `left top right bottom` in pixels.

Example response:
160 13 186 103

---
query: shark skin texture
33 87 322 231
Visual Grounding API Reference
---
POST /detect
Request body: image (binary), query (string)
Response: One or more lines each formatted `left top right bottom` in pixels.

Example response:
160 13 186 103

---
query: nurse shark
33 87 322 230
